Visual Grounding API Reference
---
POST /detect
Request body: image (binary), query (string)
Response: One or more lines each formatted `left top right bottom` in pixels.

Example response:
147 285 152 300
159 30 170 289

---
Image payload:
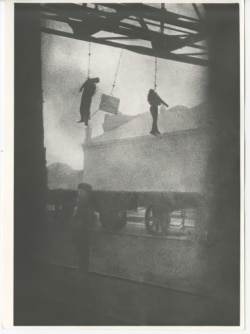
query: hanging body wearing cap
78 77 100 125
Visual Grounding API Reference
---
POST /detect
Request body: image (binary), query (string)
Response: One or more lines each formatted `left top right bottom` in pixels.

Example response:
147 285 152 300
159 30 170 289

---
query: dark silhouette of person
147 89 169 135
78 77 100 125
71 183 95 280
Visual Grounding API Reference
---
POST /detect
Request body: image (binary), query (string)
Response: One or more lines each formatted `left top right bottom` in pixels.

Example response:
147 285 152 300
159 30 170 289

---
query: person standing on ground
147 89 169 135
78 77 100 125
71 183 95 279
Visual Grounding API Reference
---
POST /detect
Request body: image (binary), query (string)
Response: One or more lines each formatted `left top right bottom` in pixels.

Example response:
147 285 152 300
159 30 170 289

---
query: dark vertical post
14 4 46 323
204 4 240 324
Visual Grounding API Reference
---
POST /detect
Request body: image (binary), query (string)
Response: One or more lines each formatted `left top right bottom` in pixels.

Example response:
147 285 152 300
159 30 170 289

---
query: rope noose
154 56 158 91
87 42 91 79
110 49 123 96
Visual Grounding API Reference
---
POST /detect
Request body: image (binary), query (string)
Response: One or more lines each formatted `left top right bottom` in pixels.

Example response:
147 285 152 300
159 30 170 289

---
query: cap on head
88 77 100 84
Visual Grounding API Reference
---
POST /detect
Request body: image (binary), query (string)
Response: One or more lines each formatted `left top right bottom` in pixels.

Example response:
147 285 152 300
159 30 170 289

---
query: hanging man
147 89 169 135
78 77 100 125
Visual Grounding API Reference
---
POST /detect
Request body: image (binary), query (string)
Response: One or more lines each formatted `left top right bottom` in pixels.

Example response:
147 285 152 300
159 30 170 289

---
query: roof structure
40 3 208 66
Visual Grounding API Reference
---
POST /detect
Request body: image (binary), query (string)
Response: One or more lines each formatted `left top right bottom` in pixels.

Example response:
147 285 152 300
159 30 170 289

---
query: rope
110 49 123 96
154 4 164 91
90 108 100 119
154 57 158 91
87 42 91 79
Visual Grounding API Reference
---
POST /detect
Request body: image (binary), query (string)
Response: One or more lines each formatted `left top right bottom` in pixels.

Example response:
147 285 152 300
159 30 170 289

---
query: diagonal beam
101 3 200 23
169 31 205 51
99 3 202 31
189 43 206 51
177 52 207 56
125 16 192 35
192 4 204 21
97 36 141 41
42 3 130 36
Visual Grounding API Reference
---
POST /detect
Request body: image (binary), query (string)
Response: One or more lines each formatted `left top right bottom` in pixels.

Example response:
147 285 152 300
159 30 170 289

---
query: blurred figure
71 183 95 279
78 77 100 125
147 89 169 135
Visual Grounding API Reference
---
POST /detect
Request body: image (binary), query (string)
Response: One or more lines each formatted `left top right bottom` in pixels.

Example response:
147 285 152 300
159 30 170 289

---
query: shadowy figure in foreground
71 183 95 282
147 89 169 135
78 77 100 125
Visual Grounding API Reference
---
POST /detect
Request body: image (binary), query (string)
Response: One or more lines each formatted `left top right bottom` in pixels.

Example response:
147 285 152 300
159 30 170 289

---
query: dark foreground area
14 208 239 326
14 261 237 326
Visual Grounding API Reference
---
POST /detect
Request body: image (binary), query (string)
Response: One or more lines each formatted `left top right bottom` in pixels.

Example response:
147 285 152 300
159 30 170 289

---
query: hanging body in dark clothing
78 77 100 125
147 89 169 135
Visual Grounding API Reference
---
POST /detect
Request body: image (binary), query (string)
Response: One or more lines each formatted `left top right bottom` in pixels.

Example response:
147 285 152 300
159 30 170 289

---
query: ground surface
14 208 232 326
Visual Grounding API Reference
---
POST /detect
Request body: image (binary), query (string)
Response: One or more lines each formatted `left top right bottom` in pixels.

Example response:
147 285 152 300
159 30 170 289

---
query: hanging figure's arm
157 93 169 107
79 83 85 93
161 99 169 107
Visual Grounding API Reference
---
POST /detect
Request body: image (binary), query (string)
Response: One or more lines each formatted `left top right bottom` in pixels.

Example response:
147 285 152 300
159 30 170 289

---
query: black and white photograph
2 0 244 328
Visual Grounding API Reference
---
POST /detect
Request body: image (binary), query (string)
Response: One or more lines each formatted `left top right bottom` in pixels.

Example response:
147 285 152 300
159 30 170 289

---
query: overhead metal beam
40 3 207 65
100 3 202 31
42 3 203 32
41 26 208 66
42 10 205 54
101 3 200 23
41 12 185 48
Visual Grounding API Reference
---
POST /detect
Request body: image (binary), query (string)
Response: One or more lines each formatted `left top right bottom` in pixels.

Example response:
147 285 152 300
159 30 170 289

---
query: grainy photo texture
14 2 241 326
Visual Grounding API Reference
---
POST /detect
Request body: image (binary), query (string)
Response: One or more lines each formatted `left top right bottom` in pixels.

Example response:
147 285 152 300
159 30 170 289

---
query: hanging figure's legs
150 105 159 135
154 107 160 134
84 100 92 126
84 108 90 126
78 100 85 123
